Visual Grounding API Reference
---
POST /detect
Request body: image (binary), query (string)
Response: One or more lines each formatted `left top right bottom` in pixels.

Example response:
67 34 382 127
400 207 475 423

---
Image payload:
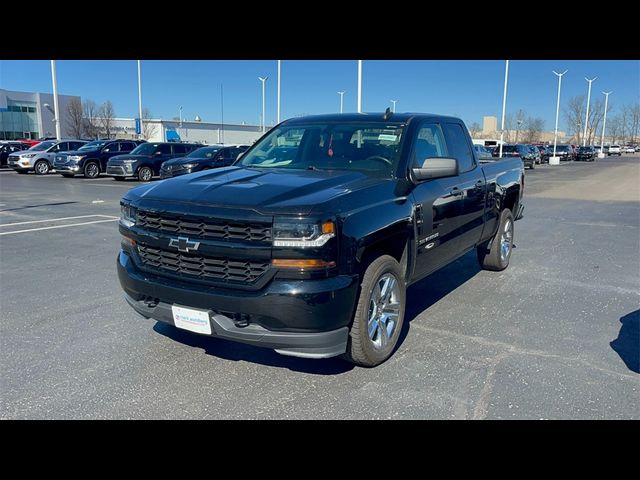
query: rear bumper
117 251 358 358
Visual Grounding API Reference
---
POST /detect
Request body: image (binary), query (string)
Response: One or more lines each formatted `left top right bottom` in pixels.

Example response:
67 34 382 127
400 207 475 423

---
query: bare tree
522 117 545 143
469 122 482 138
630 103 640 144
503 113 514 142
588 98 613 145
141 108 158 140
98 100 115 139
607 116 623 144
82 99 99 139
564 95 585 145
65 98 84 138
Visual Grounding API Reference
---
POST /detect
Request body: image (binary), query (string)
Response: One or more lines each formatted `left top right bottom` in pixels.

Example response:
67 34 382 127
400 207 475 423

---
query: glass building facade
0 99 40 140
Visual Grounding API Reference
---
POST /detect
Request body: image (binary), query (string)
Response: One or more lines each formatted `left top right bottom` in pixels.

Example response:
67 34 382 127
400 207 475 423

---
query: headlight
180 163 196 169
68 155 85 161
21 153 36 158
273 220 335 248
122 159 137 163
120 204 136 228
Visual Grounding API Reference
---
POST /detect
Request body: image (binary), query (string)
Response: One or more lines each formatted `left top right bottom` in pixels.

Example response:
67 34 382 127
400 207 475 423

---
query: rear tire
84 161 100 179
34 160 49 175
477 208 514 271
343 255 406 367
138 166 153 182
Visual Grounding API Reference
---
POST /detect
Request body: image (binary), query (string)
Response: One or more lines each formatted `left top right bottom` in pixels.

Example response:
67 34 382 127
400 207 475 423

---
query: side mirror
412 157 458 181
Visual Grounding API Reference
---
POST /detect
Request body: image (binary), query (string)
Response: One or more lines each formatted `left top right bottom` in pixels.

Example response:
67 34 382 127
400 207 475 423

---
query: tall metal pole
50 60 61 140
258 76 268 133
338 91 345 113
600 91 612 153
583 76 597 146
552 70 568 160
357 60 363 113
277 60 281 124
220 84 224 144
499 60 509 158
137 60 143 139
390 99 397 113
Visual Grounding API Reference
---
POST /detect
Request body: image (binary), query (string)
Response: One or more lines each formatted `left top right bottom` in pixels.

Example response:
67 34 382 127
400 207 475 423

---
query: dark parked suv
106 142 200 181
492 144 535 169
54 139 145 178
160 145 249 179
576 146 597 161
1 142 30 167
552 144 574 161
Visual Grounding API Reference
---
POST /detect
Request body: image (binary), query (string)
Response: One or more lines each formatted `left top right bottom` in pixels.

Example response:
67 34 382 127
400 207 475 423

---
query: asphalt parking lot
1 157 638 419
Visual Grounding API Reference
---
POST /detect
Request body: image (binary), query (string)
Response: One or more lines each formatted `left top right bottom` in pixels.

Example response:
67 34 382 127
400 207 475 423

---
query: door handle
450 187 463 197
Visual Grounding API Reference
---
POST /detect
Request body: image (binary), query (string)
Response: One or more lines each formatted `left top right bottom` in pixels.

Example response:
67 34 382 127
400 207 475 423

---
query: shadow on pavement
153 322 354 375
0 201 78 212
395 249 481 351
610 310 639 374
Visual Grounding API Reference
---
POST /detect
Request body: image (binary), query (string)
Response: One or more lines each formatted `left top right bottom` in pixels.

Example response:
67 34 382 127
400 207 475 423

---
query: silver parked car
7 139 87 175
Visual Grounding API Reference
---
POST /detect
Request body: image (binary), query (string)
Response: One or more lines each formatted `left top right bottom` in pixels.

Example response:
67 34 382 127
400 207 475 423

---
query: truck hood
109 154 151 164
127 166 386 215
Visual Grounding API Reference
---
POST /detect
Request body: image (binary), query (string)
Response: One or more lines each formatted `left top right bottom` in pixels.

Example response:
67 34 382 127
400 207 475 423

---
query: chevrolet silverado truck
117 112 525 367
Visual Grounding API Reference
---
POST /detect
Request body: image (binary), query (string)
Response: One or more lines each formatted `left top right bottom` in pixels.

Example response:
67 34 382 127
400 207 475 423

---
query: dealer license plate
171 305 212 335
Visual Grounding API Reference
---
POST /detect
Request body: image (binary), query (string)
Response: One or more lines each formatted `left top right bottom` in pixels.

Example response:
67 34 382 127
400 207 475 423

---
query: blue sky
1 60 638 130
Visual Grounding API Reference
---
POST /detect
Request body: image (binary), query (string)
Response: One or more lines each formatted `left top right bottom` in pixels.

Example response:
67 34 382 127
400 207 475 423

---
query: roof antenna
383 107 393 121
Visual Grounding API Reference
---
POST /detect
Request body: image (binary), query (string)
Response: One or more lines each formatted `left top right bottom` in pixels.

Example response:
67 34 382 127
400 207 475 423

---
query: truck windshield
239 123 406 177
79 141 108 151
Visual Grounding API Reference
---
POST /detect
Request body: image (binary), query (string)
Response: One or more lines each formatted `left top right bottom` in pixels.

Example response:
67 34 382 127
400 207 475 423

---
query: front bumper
107 165 135 177
54 163 82 173
9 158 32 169
160 168 191 179
117 250 358 358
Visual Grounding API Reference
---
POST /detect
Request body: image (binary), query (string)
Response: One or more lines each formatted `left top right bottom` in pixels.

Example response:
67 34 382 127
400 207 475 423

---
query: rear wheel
84 161 100 179
34 160 49 175
138 166 153 182
477 208 514 271
343 255 406 367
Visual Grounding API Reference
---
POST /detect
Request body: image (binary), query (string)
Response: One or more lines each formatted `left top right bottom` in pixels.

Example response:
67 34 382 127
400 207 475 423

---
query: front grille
107 166 126 175
137 210 272 242
137 244 269 283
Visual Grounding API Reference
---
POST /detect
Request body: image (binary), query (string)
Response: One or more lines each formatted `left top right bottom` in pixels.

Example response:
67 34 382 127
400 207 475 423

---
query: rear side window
413 123 448 167
102 143 118 153
172 144 187 155
119 142 136 152
442 123 475 173
157 144 172 155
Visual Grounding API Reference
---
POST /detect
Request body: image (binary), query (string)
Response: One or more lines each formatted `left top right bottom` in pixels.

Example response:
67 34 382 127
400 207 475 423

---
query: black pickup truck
117 113 524 367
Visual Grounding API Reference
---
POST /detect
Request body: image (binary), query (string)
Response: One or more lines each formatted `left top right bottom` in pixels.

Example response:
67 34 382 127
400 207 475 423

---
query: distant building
476 114 566 144
0 88 81 140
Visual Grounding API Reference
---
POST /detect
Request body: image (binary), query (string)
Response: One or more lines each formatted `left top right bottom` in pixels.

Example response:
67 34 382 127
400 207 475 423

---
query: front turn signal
272 259 336 269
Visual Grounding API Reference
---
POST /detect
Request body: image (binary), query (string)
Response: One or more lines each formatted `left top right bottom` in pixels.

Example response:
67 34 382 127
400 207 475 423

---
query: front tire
477 208 514 271
138 166 153 182
84 161 100 179
34 160 50 175
343 255 406 367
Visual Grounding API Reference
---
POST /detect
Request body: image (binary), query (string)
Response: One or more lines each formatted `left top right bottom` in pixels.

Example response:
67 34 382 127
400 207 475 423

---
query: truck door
410 122 465 279
441 122 487 252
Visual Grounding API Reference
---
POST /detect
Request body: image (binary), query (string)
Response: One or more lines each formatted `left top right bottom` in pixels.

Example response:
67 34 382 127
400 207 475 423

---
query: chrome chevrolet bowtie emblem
169 236 200 253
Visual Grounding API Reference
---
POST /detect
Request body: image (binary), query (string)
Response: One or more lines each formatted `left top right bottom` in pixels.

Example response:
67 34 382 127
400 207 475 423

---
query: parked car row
3 138 250 182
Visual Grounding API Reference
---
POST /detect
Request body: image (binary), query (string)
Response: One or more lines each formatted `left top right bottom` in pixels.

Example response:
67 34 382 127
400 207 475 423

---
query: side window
442 123 475 173
120 142 136 152
413 123 448 167
172 144 187 155
71 142 84 150
157 144 172 155
102 143 116 153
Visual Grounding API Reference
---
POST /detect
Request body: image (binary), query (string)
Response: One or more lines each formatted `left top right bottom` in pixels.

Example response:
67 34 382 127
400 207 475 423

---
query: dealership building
0 88 265 145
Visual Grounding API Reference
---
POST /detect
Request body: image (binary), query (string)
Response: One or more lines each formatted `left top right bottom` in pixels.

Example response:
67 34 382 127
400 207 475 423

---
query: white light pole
50 60 61 140
179 106 183 128
583 77 597 147
338 91 345 113
600 91 612 158
137 60 143 139
258 76 268 133
277 60 281 124
499 60 509 158
357 60 363 113
550 70 568 165
390 99 398 113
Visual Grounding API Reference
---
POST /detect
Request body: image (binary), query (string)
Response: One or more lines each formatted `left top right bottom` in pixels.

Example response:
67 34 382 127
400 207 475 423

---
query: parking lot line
0 218 118 236
0 214 118 227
